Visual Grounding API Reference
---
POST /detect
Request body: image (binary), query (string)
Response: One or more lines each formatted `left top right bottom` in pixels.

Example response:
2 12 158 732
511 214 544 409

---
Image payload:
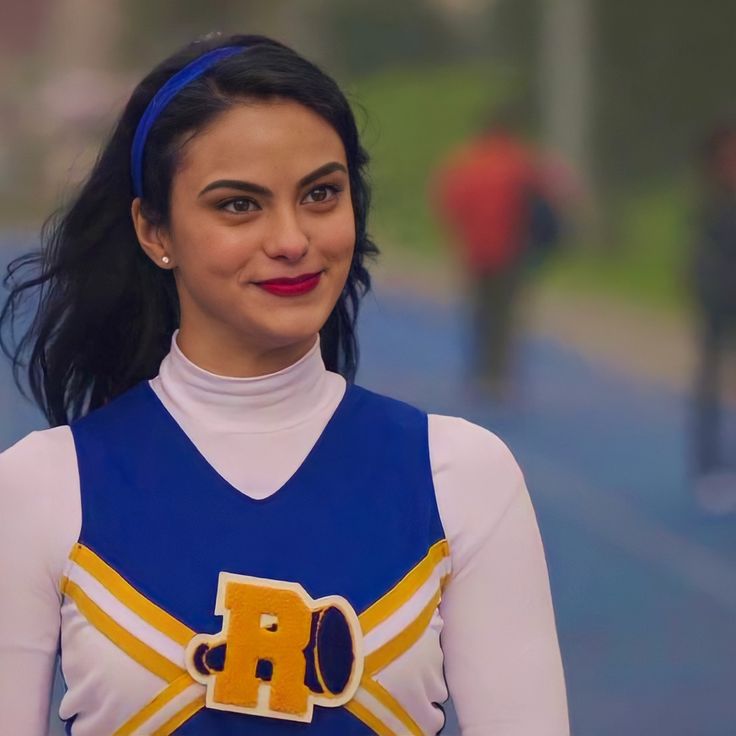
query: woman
0 34 569 735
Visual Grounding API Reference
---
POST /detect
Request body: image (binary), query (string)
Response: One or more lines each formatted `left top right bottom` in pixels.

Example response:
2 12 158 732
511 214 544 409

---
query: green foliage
354 62 695 312
540 181 694 311
351 63 514 259
593 0 736 188
117 0 269 68
321 0 457 78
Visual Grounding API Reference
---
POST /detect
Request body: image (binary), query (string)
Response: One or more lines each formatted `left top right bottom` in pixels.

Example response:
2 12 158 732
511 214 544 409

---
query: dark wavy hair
0 33 378 427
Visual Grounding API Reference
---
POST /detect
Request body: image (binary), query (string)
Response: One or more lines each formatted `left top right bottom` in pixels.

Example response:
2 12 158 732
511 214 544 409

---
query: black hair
0 33 378 427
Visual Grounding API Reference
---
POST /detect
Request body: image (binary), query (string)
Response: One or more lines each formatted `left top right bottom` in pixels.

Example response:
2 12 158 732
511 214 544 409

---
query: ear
131 198 174 269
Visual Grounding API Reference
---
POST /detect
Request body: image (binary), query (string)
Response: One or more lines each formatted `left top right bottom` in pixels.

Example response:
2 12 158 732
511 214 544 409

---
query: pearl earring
161 256 170 265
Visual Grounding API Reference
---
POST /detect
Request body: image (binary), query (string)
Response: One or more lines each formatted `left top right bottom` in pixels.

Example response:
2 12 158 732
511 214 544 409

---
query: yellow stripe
361 677 424 736
346 699 397 736
151 694 206 736
365 589 441 676
70 543 194 646
113 674 195 736
61 577 184 683
359 539 449 635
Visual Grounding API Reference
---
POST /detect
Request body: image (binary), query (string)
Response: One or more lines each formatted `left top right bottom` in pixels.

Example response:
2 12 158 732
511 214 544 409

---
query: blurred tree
539 0 592 205
429 0 501 58
594 0 736 192
117 0 331 71
490 0 736 247
0 0 53 211
35 0 124 196
319 0 458 78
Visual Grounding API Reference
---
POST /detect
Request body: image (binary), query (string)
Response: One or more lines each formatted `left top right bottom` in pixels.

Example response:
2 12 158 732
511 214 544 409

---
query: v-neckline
140 380 356 506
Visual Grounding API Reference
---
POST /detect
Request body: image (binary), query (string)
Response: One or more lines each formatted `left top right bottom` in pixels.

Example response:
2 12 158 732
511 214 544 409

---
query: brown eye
303 184 341 205
220 198 258 214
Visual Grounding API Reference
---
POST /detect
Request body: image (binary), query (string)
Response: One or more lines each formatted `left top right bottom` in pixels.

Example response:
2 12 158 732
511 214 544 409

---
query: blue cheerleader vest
63 380 450 735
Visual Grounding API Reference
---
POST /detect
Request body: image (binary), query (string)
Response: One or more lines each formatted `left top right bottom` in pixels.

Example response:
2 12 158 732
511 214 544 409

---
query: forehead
175 99 347 188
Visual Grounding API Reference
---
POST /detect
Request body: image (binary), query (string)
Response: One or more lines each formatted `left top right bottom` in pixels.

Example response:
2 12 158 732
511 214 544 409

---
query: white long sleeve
0 427 80 735
0 333 568 734
429 416 569 734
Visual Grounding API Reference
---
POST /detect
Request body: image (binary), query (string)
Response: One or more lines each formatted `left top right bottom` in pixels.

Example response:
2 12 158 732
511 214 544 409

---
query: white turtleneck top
0 334 568 735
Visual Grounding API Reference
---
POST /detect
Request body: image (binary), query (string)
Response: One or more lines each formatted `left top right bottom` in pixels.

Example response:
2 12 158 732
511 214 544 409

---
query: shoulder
0 425 77 480
349 388 522 487
428 414 524 500
427 413 523 486
350 384 426 428
427 414 528 566
0 426 81 566
72 380 151 431
0 425 80 514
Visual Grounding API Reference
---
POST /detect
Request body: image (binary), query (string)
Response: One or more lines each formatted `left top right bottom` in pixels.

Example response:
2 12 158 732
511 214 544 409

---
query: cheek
321 212 356 267
175 221 257 280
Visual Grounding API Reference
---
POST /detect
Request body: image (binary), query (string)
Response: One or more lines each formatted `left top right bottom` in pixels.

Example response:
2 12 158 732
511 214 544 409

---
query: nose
263 207 309 261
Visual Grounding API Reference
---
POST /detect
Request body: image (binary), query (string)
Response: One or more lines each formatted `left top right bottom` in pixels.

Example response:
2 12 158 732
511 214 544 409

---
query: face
134 98 355 374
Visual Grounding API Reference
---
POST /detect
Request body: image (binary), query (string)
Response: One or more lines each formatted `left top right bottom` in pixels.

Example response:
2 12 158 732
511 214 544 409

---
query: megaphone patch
184 572 364 722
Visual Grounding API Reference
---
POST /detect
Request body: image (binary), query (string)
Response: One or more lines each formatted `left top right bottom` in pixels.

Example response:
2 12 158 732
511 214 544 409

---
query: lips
255 271 322 297
257 272 322 286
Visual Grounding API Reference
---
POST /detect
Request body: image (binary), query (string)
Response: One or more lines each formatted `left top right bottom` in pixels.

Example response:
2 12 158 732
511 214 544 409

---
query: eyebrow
197 161 348 198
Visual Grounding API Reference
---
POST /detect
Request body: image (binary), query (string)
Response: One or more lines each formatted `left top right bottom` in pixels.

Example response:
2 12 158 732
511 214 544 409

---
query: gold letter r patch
184 572 363 723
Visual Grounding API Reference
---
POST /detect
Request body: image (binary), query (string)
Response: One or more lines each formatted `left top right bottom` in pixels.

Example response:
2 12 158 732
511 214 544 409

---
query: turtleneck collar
151 331 341 434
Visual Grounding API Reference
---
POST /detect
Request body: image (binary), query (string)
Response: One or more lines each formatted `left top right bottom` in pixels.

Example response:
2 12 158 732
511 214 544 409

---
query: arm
0 428 81 735
429 415 569 736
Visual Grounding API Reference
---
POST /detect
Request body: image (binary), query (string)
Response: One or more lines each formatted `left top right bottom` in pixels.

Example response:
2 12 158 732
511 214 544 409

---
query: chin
257 305 333 341
250 319 325 351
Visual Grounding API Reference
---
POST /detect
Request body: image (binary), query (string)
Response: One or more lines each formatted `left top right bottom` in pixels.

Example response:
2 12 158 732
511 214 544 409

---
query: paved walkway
357 283 736 735
2 239 735 735
372 248 736 405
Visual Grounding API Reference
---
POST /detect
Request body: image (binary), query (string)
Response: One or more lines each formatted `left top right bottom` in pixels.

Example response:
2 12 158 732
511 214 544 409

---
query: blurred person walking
690 125 736 514
432 110 563 400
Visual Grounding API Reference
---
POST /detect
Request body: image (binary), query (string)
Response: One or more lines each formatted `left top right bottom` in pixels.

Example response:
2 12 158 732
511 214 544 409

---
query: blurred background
2 1 736 734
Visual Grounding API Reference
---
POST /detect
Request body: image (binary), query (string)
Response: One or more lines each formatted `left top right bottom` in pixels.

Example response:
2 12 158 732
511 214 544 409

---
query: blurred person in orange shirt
432 109 563 399
690 124 736 513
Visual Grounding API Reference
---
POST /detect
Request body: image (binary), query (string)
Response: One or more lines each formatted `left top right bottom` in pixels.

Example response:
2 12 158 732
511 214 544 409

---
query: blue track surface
356 288 736 736
2 239 735 735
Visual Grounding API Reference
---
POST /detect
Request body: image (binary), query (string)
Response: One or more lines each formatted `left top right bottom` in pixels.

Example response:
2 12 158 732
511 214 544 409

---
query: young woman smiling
0 34 569 735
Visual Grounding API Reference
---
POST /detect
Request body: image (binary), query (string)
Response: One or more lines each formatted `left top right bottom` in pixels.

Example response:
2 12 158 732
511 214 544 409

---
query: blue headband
131 45 245 198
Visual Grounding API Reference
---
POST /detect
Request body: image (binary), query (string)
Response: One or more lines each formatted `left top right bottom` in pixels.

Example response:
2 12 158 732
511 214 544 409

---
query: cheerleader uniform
0 334 569 735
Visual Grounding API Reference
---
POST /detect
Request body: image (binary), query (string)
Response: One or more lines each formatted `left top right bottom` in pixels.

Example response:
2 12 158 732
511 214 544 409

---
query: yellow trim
61 577 184 684
359 539 449 635
70 543 194 646
63 539 450 733
346 699 396 736
439 572 451 593
365 589 441 676
344 539 451 733
150 694 206 736
361 677 424 736
113 674 195 736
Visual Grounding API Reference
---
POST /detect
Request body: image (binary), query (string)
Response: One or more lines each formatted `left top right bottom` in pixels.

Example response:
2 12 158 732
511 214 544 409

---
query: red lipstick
255 272 322 297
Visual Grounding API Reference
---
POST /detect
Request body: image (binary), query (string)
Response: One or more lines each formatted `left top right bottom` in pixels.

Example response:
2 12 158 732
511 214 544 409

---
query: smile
255 272 323 297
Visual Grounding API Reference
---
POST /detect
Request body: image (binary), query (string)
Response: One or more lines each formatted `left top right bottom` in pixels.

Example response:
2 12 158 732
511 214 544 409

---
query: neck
148 328 347 497
175 323 319 378
152 330 338 433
